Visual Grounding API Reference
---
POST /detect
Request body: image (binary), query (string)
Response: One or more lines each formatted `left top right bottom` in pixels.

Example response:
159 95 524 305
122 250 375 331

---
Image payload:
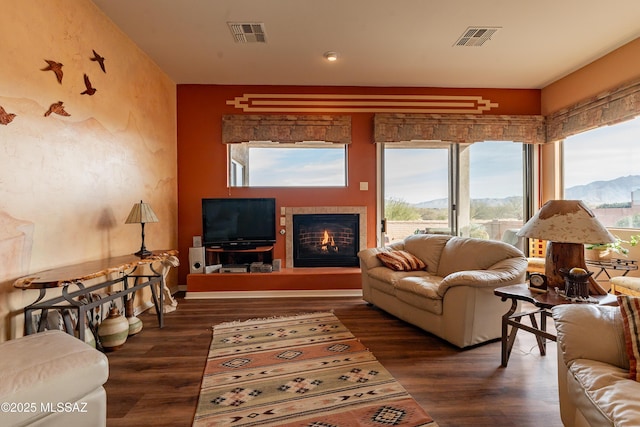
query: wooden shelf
186 267 361 292
205 245 273 266
206 245 273 253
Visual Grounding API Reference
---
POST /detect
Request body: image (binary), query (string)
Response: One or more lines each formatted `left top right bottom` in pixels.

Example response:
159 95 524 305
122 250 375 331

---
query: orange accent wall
541 38 640 115
177 85 540 285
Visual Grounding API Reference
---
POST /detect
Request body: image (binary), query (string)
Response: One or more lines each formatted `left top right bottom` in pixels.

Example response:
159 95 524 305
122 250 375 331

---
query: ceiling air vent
454 27 500 47
228 22 267 43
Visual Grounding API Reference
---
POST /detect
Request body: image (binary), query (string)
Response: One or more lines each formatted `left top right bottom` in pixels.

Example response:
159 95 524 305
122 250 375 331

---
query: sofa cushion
402 234 451 275
618 295 640 381
395 276 444 315
569 359 640 427
553 305 628 370
367 267 431 287
376 250 426 271
437 237 523 277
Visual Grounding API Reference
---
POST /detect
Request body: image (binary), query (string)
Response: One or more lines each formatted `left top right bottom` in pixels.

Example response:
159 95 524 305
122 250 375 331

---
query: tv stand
220 243 257 250
206 245 273 266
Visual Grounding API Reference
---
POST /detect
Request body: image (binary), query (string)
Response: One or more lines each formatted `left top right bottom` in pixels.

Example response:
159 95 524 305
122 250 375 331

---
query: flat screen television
202 198 276 248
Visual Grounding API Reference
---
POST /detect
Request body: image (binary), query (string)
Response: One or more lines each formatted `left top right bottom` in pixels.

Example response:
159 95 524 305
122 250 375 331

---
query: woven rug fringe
212 310 335 329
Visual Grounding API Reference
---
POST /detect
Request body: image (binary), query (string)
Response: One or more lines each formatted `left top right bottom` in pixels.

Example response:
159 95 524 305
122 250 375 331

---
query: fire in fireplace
292 213 359 267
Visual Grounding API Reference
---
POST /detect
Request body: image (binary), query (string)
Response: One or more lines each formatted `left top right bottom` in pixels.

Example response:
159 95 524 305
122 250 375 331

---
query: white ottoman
0 330 109 427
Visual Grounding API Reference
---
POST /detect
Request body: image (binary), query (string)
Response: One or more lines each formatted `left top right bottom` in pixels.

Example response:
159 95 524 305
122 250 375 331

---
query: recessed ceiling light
323 51 339 62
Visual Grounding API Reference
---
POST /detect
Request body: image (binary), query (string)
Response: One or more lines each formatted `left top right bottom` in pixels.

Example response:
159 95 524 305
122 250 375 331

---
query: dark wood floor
104 295 562 427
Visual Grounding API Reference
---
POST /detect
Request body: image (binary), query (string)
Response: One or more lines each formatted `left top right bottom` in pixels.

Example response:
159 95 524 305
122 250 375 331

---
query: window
228 142 347 187
381 141 527 247
563 115 640 228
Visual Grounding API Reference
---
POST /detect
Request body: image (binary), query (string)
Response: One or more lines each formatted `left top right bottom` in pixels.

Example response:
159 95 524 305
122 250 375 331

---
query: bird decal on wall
90 50 106 73
41 59 64 84
0 106 16 125
44 101 70 117
81 74 97 95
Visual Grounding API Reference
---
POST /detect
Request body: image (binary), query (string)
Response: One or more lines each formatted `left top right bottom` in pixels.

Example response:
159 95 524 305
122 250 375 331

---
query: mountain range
414 175 640 208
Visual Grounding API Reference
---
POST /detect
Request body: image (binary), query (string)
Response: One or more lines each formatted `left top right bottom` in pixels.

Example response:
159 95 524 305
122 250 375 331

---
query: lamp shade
125 200 159 224
517 200 615 245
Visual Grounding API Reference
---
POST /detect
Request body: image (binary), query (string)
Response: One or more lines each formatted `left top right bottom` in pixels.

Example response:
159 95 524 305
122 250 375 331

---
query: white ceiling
91 0 640 89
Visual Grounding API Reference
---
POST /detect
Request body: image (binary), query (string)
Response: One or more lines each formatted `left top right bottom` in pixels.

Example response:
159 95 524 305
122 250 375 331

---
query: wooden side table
494 284 617 367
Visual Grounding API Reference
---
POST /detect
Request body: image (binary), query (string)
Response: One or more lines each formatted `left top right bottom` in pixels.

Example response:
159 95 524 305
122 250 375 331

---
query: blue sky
385 142 523 204
248 147 345 186
563 115 640 188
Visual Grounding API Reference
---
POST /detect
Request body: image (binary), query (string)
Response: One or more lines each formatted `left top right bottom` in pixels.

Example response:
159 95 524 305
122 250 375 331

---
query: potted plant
585 234 640 261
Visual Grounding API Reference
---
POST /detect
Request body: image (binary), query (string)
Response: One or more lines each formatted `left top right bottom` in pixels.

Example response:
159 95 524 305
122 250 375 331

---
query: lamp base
545 242 607 295
134 249 153 258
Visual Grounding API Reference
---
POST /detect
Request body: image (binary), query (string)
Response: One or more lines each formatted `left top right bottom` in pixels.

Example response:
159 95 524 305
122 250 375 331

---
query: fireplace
293 214 359 267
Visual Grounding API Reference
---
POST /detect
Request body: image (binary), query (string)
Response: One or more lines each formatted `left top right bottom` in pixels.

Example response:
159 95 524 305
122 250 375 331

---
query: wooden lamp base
545 242 607 295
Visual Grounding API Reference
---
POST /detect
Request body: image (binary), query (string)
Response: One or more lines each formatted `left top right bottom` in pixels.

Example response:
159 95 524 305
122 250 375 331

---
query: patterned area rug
193 312 438 426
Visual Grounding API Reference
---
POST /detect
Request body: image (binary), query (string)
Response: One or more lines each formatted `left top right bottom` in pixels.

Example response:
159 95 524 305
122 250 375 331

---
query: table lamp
517 200 615 294
125 200 159 258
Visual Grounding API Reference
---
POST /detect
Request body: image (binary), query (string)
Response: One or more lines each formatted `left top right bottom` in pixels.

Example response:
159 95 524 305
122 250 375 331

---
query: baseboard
185 289 363 299
134 300 154 315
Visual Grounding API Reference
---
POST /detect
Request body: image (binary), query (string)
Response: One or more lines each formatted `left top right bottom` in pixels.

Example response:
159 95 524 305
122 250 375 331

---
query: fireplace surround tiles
285 207 367 268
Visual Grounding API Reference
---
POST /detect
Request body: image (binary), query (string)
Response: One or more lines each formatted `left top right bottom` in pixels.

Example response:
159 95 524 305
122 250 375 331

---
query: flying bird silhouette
0 106 16 125
44 101 70 117
41 60 64 84
90 50 106 73
81 74 96 95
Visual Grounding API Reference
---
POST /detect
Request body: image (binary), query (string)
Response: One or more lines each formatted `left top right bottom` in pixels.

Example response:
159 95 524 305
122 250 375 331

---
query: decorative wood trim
222 114 351 144
374 113 546 144
546 78 640 142
226 93 499 114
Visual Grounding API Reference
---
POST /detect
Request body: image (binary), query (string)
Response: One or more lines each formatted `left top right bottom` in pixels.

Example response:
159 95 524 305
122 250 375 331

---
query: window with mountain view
382 141 526 246
563 115 640 228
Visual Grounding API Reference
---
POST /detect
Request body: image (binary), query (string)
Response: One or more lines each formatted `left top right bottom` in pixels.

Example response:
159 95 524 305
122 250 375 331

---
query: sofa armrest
437 257 527 296
552 305 629 370
357 242 405 271
357 248 384 270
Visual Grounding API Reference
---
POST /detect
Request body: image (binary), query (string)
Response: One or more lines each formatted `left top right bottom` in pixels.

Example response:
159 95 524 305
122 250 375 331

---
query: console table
14 250 178 342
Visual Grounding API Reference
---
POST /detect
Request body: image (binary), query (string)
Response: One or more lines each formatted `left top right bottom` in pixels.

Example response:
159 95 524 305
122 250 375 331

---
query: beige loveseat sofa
358 234 527 348
553 304 640 427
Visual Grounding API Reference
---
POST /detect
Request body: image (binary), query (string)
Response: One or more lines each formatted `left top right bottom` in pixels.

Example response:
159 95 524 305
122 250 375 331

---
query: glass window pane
229 144 347 187
563 116 640 228
464 141 524 246
383 146 450 244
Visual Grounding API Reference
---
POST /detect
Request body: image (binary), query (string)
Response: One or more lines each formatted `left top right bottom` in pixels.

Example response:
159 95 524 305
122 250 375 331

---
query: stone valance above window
374 113 546 144
222 115 351 144
546 78 640 143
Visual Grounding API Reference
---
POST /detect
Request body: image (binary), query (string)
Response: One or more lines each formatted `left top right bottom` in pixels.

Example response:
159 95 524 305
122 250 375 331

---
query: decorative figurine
41 59 64 84
81 74 97 95
0 106 16 125
90 50 106 73
44 101 70 117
